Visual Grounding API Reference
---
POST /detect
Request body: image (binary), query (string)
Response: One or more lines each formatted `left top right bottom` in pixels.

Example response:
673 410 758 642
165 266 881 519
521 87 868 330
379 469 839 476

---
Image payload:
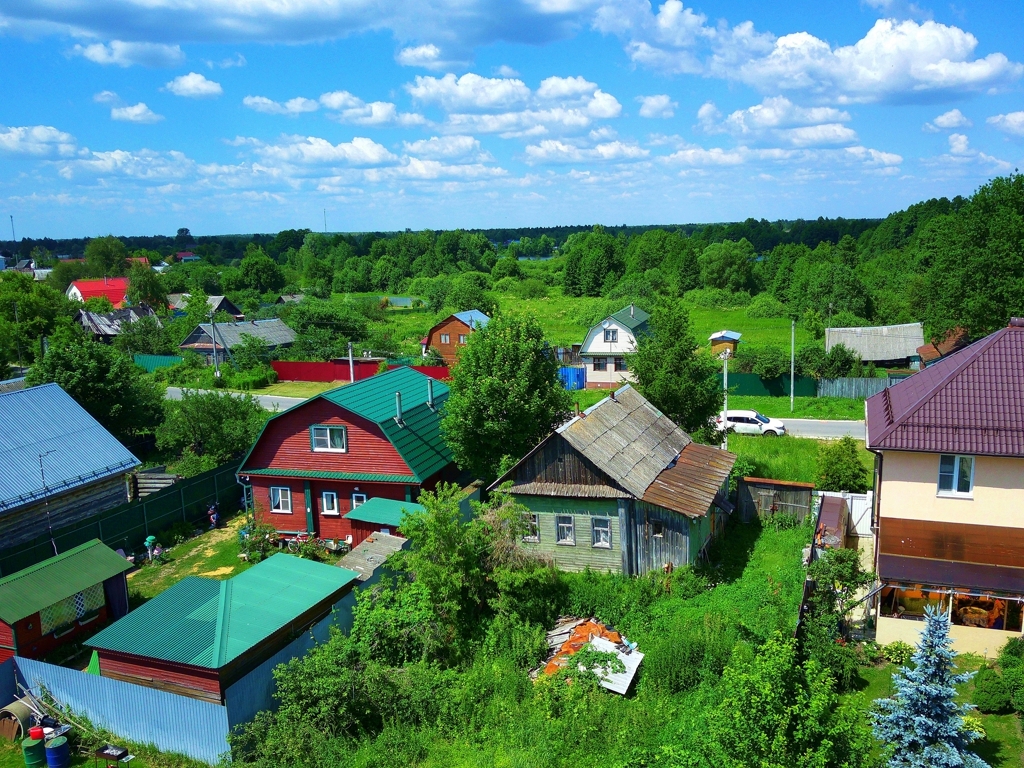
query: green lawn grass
729 395 866 421
245 380 345 399
728 434 874 485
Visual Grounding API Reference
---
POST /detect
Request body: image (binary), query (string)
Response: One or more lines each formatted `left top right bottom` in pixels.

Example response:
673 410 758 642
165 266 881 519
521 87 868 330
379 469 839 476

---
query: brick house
237 367 455 545
421 310 489 365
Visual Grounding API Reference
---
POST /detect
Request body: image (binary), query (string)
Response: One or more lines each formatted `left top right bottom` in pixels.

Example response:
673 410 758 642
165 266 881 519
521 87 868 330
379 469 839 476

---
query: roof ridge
871 328 1005 446
211 579 232 667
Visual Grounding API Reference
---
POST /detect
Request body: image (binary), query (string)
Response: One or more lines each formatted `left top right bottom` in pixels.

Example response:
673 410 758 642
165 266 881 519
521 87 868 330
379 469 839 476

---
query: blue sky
1 0 1022 237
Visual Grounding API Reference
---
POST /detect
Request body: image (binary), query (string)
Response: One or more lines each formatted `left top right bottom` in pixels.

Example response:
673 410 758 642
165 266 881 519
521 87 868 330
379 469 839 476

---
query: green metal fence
133 354 183 373
717 373 818 397
0 462 242 577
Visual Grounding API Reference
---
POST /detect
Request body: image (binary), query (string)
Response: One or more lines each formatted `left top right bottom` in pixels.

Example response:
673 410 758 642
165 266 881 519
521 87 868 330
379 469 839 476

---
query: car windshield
754 413 770 424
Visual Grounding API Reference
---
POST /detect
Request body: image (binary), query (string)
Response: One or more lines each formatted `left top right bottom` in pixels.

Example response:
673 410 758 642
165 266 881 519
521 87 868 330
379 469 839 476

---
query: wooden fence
736 477 815 524
817 377 889 399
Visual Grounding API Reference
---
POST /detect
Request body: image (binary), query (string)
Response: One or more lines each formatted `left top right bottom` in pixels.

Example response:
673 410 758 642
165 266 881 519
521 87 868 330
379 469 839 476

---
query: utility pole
324 209 327 234
39 450 58 556
210 310 220 378
9 215 14 243
13 302 23 370
348 341 355 383
722 349 730 452
790 318 796 413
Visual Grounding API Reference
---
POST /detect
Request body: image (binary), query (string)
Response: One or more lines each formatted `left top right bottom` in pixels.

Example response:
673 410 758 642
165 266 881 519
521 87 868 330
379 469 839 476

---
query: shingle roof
181 319 296 350
452 310 490 329
609 305 650 332
825 322 924 362
866 322 1024 456
0 384 140 512
344 497 425 528
86 554 358 668
0 540 133 623
67 278 130 308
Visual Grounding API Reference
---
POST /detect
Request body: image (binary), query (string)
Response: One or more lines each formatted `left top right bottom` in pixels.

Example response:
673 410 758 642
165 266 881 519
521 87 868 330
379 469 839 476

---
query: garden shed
0 540 132 663
343 497 424 545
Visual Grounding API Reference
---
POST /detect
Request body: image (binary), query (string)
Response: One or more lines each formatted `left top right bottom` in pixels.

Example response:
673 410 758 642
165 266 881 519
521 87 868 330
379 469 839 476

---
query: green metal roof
344 497 425 528
610 305 650 332
243 469 418 483
0 540 133 624
86 554 358 668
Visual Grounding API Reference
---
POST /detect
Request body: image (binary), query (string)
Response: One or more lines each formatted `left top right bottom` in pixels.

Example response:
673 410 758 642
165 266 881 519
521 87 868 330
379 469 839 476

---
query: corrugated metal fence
272 360 451 383
817 490 874 537
817 377 888 399
558 366 586 390
0 462 241 577
9 657 230 764
718 373 818 397
133 354 183 373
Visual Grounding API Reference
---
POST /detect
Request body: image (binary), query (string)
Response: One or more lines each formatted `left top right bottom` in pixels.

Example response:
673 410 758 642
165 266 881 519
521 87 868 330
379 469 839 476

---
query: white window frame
311 425 347 453
270 486 292 514
592 517 612 549
938 454 975 497
322 491 339 516
556 515 575 546
522 513 540 543
440 333 450 344
458 334 467 344
604 328 618 343
351 493 367 508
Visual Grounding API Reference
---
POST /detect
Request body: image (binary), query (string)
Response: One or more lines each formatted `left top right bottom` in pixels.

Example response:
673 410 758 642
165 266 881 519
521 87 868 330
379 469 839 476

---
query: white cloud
496 65 520 77
637 94 677 118
699 96 856 147
536 75 596 100
317 91 425 126
318 91 363 111
988 111 1024 137
71 40 184 68
777 124 858 147
110 103 163 123
948 133 970 155
165 72 223 98
209 54 246 69
524 139 649 164
402 135 490 161
93 90 119 104
933 108 972 129
243 95 320 115
407 73 531 111
253 135 399 166
61 148 193 179
0 125 76 156
395 44 464 70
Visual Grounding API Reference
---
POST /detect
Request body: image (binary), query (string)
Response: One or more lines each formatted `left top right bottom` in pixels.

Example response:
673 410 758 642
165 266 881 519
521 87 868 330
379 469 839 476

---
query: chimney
630 303 634 318
395 392 404 426
1010 318 1024 328
427 379 435 409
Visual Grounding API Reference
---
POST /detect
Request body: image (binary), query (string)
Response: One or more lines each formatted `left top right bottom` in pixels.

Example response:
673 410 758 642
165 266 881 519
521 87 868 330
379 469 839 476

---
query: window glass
592 517 611 548
458 334 467 344
614 357 628 371
957 456 974 494
322 492 338 514
556 515 575 545
271 487 291 512
352 493 367 508
938 454 956 492
522 513 539 542
879 586 948 620
938 454 973 494
312 426 347 451
951 593 1023 632
604 329 618 342
755 413 770 423
593 358 607 371
440 333 450 344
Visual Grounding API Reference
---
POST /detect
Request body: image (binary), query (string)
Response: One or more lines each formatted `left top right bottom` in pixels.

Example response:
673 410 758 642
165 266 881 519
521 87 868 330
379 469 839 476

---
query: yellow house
866 319 1024 657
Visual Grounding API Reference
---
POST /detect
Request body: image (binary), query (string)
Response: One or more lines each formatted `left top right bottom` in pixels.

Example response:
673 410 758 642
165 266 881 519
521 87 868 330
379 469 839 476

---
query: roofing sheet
709 330 742 342
609 305 650 332
184 319 296 350
866 324 1024 455
76 306 160 337
0 383 140 512
67 278 129 307
557 386 691 499
344 497 424 528
0 539 132 623
641 442 736 518
825 322 924 361
86 554 358 667
452 310 490 329
336 533 408 581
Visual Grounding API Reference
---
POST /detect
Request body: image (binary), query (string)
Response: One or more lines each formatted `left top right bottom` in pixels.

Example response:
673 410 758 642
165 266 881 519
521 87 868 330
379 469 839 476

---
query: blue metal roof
709 330 742 342
0 384 140 513
452 310 490 329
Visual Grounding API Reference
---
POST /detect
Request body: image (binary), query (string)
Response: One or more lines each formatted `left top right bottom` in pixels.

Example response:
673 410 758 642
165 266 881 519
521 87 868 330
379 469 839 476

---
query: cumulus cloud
637 94 677 118
923 108 972 132
0 125 76 156
524 139 649 164
70 40 184 68
698 96 856 147
402 135 491 161
495 65 520 77
948 133 970 155
407 73 532 111
60 148 193 180
110 103 163 123
988 111 1024 137
252 135 399 166
93 90 119 104
165 72 223 98
395 44 465 69
661 142 903 168
243 95 320 115
319 91 425 126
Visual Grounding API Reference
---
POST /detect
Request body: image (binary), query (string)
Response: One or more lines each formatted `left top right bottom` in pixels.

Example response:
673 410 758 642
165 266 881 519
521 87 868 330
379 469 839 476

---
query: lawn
729 395 866 421
728 434 874 485
244 380 345 399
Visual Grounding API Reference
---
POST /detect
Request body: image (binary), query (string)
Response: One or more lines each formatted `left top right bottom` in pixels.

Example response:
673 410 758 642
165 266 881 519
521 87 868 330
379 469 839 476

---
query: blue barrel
44 737 69 768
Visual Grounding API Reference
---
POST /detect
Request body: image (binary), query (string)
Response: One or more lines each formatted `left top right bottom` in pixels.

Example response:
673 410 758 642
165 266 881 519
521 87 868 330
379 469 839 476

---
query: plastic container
44 736 69 768
21 736 45 767
28 727 43 740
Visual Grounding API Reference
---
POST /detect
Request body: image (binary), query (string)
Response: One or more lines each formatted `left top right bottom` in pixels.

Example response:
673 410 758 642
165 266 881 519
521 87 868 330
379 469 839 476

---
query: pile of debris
536 616 644 695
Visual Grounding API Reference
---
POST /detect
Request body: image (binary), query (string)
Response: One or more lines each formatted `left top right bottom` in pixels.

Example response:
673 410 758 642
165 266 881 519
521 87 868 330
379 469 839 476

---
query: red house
65 277 130 308
237 367 456 545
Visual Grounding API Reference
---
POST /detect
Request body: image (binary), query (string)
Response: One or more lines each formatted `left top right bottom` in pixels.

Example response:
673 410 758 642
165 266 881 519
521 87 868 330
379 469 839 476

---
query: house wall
97 650 224 703
13 605 110 661
876 615 1018 658
515 495 622 573
583 363 636 388
879 451 1024 527
622 501 690 575
425 317 473 364
580 319 636 357
0 621 15 662
0 475 129 550
511 435 622 491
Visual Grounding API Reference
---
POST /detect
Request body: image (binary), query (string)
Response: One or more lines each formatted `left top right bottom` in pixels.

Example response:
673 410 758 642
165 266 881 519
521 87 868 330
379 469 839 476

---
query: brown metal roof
741 477 816 489
879 554 1024 595
917 327 969 364
866 322 1024 456
641 442 736 518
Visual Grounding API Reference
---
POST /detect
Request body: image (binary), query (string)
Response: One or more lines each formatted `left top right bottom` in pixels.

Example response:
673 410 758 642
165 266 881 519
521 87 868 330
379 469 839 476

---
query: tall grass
729 434 874 485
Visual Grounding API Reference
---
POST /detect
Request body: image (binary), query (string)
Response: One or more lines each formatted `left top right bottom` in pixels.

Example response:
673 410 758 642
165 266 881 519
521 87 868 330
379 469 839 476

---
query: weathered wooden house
0 539 132 663
0 384 140 555
86 554 359 703
489 386 736 575
237 367 456 544
421 310 490 364
178 319 296 365
75 304 161 343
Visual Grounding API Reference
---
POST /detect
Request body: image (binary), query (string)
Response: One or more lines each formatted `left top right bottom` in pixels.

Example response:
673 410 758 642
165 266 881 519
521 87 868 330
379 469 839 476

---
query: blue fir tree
871 605 988 767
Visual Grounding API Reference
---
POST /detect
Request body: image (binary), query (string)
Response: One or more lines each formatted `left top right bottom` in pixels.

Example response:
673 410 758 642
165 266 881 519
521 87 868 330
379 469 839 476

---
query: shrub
972 664 1012 713
817 435 870 493
491 257 523 281
882 640 914 666
682 287 752 309
514 278 548 299
745 293 788 318
752 346 788 379
998 636 1024 668
158 521 197 547
820 343 860 379
961 714 986 740
493 276 519 293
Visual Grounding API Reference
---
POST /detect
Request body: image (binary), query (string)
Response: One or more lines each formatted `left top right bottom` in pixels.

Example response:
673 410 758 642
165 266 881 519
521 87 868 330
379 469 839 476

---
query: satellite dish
602 321 610 329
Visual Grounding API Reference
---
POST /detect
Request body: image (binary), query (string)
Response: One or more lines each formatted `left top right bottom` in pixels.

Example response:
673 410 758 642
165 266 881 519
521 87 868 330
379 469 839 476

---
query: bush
682 287 752 309
745 293 788 318
158 520 197 547
820 343 860 379
883 640 914 666
817 436 870 493
752 346 788 379
493 276 519 294
1001 665 1024 712
972 665 1012 713
514 278 548 299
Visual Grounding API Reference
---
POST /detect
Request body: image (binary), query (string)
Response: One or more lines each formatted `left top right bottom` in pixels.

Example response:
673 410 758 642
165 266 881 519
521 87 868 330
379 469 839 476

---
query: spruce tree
871 606 988 767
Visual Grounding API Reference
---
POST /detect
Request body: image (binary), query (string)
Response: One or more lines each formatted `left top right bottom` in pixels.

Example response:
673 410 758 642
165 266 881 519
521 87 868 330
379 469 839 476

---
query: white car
718 409 786 436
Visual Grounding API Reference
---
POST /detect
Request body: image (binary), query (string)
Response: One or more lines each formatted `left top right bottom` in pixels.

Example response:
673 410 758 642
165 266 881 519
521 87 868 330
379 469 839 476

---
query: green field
728 434 874 485
729 395 866 421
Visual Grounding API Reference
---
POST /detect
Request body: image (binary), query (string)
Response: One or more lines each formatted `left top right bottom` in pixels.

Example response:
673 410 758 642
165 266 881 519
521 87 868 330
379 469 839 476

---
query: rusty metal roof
507 481 630 499
641 442 736 518
866 322 1024 456
556 386 691 499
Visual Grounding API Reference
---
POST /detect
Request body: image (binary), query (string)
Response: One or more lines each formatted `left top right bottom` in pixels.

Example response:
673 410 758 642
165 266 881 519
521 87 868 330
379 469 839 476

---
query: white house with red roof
66 277 130 308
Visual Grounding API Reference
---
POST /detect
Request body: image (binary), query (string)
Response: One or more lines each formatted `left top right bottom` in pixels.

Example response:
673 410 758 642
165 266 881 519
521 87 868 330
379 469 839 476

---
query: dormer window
311 425 347 452
604 328 618 343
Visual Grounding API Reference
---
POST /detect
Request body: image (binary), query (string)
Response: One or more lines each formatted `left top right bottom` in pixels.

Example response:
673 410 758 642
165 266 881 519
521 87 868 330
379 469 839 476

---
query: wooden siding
425 317 473 365
0 475 129 549
515 495 622 573
879 518 1024 567
0 620 14 661
11 606 109 661
621 501 690 575
511 435 624 496
243 398 412 476
98 650 223 703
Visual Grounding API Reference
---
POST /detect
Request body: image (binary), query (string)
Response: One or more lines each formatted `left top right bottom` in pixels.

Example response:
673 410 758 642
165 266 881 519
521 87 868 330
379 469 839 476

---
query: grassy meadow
728 434 874 485
729 395 866 421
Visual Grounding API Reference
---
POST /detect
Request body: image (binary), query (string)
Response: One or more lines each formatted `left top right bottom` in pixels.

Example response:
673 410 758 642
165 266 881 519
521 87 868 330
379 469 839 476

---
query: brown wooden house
421 310 490 365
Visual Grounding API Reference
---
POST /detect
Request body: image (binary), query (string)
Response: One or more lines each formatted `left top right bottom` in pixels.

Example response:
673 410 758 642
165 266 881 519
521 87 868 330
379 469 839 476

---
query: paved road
165 386 306 412
785 419 866 440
